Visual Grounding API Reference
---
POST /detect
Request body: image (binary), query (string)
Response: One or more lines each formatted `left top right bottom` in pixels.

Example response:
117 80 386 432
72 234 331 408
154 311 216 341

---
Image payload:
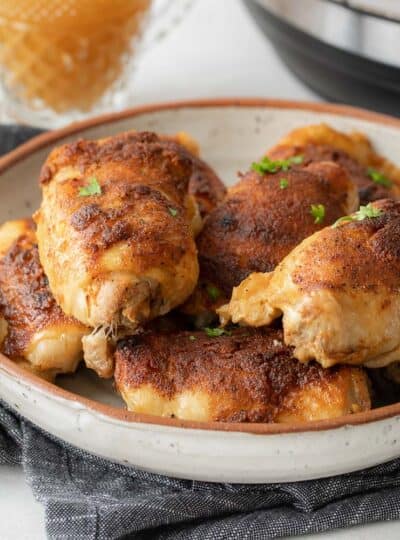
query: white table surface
1 0 400 538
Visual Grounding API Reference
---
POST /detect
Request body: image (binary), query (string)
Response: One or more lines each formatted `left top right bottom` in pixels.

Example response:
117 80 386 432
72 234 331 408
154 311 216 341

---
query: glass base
0 68 138 129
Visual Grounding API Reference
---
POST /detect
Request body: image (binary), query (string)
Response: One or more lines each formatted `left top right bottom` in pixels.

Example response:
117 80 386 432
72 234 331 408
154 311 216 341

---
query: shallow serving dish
1 98 400 483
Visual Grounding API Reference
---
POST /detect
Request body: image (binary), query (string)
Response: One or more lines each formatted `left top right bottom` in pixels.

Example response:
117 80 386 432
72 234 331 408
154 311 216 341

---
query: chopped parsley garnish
206 284 221 302
367 167 392 188
189 335 197 341
310 204 325 224
279 178 289 189
332 203 383 228
204 327 231 338
288 155 304 165
78 177 102 197
251 154 303 175
168 207 178 217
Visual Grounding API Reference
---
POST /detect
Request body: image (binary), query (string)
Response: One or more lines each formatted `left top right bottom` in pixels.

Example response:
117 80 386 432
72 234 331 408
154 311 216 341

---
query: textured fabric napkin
1 125 400 540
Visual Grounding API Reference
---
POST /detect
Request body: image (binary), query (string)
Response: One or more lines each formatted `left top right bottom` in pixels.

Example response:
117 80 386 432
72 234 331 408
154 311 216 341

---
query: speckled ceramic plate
1 99 400 483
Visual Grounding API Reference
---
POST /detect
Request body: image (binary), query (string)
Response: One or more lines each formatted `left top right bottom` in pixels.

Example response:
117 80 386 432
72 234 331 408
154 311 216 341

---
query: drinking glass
0 0 193 127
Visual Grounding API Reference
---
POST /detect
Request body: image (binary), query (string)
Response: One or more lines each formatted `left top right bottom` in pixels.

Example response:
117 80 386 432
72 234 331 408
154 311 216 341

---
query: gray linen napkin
2 401 400 539
1 126 400 540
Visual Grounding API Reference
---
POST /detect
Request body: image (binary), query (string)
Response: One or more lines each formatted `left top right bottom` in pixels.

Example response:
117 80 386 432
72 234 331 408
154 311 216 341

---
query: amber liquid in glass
0 0 151 113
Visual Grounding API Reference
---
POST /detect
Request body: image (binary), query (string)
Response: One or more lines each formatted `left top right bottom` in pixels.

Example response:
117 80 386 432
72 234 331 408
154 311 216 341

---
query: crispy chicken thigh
187 155 226 218
0 315 7 346
0 219 88 380
268 123 400 204
219 199 400 369
115 327 371 423
35 132 200 377
184 160 358 321
172 132 226 217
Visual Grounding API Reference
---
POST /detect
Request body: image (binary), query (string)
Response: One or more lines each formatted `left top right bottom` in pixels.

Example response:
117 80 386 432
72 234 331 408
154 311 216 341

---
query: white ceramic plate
1 98 400 484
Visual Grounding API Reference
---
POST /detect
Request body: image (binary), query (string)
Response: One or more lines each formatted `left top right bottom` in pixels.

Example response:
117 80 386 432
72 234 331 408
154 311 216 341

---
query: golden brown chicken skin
0 317 6 346
187 155 226 218
268 123 400 203
171 132 226 218
268 143 390 205
219 199 400 369
115 327 371 423
184 160 358 321
35 132 200 377
0 219 88 379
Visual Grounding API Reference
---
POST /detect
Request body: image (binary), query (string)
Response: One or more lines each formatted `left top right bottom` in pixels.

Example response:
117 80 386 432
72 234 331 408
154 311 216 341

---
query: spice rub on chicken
0 219 88 380
35 131 200 377
267 123 400 205
183 158 358 323
172 131 226 218
115 327 371 423
220 199 400 370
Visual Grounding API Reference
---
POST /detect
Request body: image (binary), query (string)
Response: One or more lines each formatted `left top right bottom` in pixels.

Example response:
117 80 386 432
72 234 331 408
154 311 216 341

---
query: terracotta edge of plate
1 97 400 174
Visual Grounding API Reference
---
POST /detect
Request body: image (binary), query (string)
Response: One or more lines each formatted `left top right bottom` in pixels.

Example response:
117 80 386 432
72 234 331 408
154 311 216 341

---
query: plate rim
2 97 400 175
2 96 400 436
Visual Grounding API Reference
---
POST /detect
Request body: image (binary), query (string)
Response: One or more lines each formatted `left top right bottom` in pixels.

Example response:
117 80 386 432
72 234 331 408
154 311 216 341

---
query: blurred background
0 0 398 128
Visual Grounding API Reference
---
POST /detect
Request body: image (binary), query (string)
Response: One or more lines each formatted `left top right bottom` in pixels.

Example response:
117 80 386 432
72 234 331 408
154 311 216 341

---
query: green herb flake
206 284 221 302
310 203 325 224
251 157 279 174
189 335 197 341
331 216 355 228
332 203 383 228
78 177 102 197
204 327 231 338
367 167 393 188
357 204 383 220
251 155 303 175
168 207 178 217
279 178 289 189
289 155 304 165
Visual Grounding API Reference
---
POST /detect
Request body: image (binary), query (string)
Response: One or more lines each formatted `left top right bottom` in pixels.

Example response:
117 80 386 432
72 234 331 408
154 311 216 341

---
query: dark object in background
0 125 43 156
368 368 400 409
243 0 400 116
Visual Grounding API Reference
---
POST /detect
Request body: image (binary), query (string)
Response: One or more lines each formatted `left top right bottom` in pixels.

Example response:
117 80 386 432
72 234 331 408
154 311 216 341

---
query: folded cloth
1 126 400 540
2 401 400 540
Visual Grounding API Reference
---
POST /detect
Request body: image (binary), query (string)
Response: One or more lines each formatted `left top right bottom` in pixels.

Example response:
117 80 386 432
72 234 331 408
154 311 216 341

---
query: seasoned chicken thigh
35 132 200 377
0 316 6 345
219 199 400 369
268 123 400 204
184 160 358 322
115 327 371 423
187 155 226 218
172 132 226 218
0 219 88 380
